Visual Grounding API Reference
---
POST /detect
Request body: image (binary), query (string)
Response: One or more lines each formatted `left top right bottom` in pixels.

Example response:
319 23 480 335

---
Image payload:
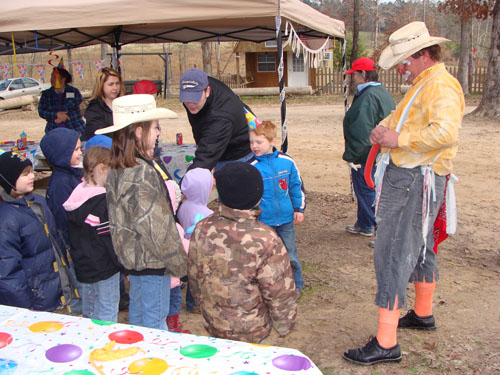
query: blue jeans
129 274 171 330
185 283 196 311
81 272 120 322
271 221 304 290
351 164 376 230
214 152 254 171
69 263 82 315
168 286 182 317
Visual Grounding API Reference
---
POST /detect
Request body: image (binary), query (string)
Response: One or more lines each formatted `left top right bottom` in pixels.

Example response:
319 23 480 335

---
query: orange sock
376 297 400 349
414 280 436 317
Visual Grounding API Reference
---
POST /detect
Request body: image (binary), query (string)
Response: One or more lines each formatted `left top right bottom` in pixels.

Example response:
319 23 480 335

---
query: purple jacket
177 168 214 239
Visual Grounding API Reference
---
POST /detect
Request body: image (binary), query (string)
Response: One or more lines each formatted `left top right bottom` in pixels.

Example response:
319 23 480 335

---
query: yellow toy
90 340 144 375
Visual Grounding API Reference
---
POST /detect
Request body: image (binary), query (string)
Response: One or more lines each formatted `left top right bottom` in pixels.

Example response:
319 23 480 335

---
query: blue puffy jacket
250 148 306 226
0 193 62 311
40 128 83 246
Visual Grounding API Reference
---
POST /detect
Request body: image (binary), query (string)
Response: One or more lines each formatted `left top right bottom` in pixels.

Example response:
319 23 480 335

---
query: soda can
17 139 25 150
176 133 183 145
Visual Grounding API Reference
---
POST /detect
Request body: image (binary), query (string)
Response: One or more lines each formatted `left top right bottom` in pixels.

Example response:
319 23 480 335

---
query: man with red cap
342 57 394 240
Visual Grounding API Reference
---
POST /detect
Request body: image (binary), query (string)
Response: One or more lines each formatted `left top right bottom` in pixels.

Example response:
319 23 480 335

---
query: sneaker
398 309 436 331
369 241 375 248
343 336 402 366
346 225 373 237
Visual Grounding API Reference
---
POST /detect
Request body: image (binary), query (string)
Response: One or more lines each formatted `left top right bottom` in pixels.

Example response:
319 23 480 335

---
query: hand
294 212 304 225
370 125 399 149
55 111 69 124
347 162 361 171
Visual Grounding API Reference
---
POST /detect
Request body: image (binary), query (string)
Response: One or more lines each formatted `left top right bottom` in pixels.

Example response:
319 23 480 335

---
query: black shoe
119 296 129 311
343 336 402 366
398 309 436 331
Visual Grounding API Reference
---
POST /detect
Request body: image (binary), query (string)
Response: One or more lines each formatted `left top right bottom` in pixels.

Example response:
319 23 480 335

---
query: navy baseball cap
179 68 209 103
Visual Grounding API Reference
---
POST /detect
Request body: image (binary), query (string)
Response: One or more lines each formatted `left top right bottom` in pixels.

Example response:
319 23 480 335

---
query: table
0 141 43 169
158 142 196 182
0 304 322 375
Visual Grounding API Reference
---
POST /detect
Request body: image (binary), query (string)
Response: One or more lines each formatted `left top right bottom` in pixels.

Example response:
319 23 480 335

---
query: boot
166 314 191 334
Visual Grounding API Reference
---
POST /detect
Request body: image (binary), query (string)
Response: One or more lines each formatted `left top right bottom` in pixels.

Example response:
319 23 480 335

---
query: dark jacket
342 84 395 164
185 77 251 171
40 128 84 246
0 192 62 311
63 182 122 283
84 98 113 140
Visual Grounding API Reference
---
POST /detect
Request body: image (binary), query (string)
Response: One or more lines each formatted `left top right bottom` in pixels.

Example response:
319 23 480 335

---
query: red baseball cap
133 80 158 95
344 57 376 75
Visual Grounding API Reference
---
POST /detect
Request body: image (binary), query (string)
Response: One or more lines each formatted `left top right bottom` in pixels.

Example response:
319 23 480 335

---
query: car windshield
0 80 11 91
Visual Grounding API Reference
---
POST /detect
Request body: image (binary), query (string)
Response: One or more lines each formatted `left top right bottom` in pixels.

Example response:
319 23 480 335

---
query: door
287 51 308 87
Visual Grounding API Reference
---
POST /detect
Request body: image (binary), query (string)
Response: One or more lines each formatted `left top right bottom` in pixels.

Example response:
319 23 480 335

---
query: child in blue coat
249 121 306 290
0 152 63 311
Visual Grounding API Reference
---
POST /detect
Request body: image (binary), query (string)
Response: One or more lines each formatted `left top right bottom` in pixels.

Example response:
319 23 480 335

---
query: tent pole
276 5 287 153
342 37 355 201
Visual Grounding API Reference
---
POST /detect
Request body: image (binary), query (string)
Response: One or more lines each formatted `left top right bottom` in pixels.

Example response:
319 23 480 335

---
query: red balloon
108 330 144 344
0 332 13 349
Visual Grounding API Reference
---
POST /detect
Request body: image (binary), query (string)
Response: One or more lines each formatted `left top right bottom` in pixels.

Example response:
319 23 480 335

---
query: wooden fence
315 66 488 95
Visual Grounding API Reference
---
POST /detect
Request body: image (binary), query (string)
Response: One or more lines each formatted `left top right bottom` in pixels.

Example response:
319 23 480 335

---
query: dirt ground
1 100 499 374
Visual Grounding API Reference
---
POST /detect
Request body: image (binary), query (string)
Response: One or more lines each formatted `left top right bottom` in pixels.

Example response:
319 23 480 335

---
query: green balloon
185 155 195 163
63 370 95 375
180 344 217 358
90 319 115 326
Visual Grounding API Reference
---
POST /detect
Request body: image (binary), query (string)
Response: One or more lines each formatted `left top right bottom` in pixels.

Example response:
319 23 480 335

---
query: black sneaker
398 309 436 330
343 336 402 366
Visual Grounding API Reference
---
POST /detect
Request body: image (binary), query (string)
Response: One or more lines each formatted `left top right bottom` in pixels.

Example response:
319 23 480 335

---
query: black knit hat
214 162 263 210
0 152 32 194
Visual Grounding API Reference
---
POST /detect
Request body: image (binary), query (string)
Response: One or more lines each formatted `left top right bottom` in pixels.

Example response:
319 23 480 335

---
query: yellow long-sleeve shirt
380 63 465 176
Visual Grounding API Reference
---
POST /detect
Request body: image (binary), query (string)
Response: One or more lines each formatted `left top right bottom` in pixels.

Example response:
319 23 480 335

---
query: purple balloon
272 354 311 371
46 344 83 363
162 156 172 164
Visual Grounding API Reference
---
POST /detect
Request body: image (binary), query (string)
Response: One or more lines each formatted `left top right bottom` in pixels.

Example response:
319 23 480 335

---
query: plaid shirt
38 86 86 136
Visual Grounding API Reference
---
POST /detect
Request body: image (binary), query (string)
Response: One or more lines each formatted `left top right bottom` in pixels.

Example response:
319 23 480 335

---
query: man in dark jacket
179 68 252 171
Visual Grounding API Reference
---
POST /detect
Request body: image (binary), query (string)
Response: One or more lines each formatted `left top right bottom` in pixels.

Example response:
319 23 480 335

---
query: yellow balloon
128 357 168 375
28 321 64 333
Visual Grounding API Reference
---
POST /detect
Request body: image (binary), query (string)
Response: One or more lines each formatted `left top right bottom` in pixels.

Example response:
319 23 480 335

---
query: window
257 53 276 72
9 79 24 90
292 53 305 72
23 78 38 88
264 41 277 48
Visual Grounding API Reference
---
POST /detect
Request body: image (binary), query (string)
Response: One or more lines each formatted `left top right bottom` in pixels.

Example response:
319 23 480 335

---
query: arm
0 225 33 309
257 236 298 337
188 117 233 171
187 227 203 307
288 159 306 215
38 90 57 121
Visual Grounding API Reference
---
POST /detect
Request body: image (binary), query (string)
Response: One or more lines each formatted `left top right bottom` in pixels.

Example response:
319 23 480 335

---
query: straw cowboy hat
95 94 177 134
378 22 449 70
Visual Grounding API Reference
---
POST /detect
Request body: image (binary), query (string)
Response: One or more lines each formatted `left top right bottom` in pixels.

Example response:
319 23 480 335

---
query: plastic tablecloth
0 141 40 168
158 142 196 182
0 304 322 375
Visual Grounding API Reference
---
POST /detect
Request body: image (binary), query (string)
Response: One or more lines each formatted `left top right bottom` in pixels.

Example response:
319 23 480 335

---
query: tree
471 0 500 118
201 42 213 76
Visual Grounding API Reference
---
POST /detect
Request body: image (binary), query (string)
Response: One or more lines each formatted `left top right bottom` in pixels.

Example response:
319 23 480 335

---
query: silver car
0 78 51 100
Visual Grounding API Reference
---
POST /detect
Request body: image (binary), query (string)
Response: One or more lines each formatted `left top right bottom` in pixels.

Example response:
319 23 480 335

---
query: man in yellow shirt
343 22 464 366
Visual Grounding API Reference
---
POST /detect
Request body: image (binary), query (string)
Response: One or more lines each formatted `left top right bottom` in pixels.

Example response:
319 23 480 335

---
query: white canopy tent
0 0 345 151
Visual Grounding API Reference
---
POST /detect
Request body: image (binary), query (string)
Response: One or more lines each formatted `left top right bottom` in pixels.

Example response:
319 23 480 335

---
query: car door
22 78 42 96
7 78 25 99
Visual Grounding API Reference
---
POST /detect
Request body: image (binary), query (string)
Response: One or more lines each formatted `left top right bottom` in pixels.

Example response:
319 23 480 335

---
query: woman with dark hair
342 57 395 240
38 67 86 137
85 67 125 139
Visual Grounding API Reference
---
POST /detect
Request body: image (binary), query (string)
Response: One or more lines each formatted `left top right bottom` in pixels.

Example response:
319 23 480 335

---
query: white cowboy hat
95 94 178 134
378 22 450 70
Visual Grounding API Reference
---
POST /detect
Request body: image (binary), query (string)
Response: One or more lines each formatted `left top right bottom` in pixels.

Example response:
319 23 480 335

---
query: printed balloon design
90 319 115 326
46 344 83 363
230 372 260 375
108 330 144 344
272 354 311 371
63 370 96 375
0 333 13 349
0 359 18 375
180 344 217 358
128 357 168 375
28 321 63 333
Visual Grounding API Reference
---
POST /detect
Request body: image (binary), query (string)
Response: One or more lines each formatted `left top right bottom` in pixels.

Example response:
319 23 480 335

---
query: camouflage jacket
188 204 297 343
106 158 187 277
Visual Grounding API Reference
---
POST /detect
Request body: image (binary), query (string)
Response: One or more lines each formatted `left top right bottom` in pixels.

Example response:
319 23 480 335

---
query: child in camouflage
187 162 298 343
